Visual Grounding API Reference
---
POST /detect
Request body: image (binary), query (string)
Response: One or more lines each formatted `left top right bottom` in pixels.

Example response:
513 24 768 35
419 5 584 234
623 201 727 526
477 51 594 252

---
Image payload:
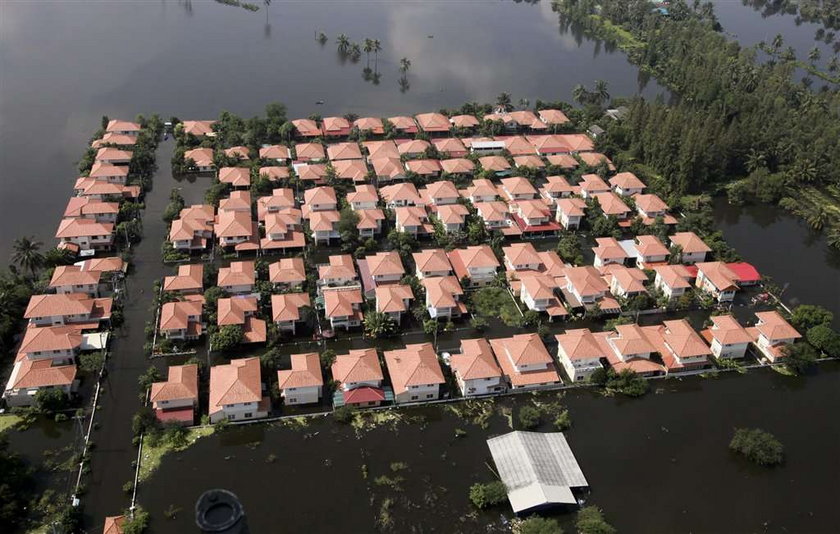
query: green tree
399 57 411 73
336 34 350 54
469 481 508 509
364 311 398 339
782 343 818 374
211 325 244 351
729 428 784 466
806 325 840 357
576 506 616 534
34 388 69 415
515 516 564 534
0 439 35 532
496 92 513 112
789 304 833 330
11 236 44 277
594 79 610 106
518 405 541 429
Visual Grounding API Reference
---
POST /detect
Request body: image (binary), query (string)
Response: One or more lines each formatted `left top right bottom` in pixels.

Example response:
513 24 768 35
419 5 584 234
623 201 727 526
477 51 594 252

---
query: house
555 329 605 381
384 343 445 404
526 134 567 156
387 116 419 135
95 147 132 166
208 358 268 423
375 284 414 322
327 142 363 161
476 201 520 236
102 516 126 534
370 157 407 183
106 119 141 136
318 255 359 290
415 112 451 133
308 210 341 244
513 155 545 171
450 114 480 130
609 172 646 196
603 265 649 299
669 232 711 263
224 146 250 160
63 197 119 223
509 198 558 234
555 198 587 230
547 153 579 169
294 142 326 162
440 158 475 177
159 301 203 340
503 242 541 272
3 359 77 407
354 117 385 135
555 134 594 153
397 139 431 158
217 261 256 294
538 109 570 127
360 251 405 295
406 159 443 179
748 311 801 363
644 319 711 373
258 144 291 162
218 190 252 214
461 178 498 204
258 165 290 183
363 140 400 161
323 288 364 329
303 186 338 212
579 174 611 198
652 264 694 300
331 349 387 407
702 315 752 360
433 137 468 158
163 264 204 294
92 133 136 149
726 262 762 287
602 324 664 376
413 248 453 279
217 296 266 344
448 246 499 288
471 141 507 156
435 204 470 232
490 334 561 389
578 152 615 170
76 256 126 277
268 257 306 290
184 148 216 172
395 206 432 237
49 265 101 296
24 293 112 327
55 218 114 251
169 204 214 251
73 178 140 201
181 120 216 137
277 353 323 405
256 188 295 219
504 136 536 156
261 211 306 252
422 276 466 319
292 118 322 138
451 338 506 396
695 262 740 302
499 177 538 201
478 154 511 175
218 167 251 189
380 182 424 208
294 162 328 184
635 194 675 224
421 180 460 206
356 208 386 238
332 159 369 183
150 364 199 425
562 266 618 312
88 162 129 184
519 273 567 319
540 176 574 204
16 325 83 364
322 116 352 137
592 237 629 268
633 235 670 268
270 293 311 334
592 192 631 221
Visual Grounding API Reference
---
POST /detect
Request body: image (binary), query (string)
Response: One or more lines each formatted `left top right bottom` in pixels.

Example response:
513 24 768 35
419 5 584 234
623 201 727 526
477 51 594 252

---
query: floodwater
713 198 840 324
139 363 840 533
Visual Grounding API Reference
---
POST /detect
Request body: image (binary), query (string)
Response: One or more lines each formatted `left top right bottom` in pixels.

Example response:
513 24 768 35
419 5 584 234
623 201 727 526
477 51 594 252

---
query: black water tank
195 489 248 534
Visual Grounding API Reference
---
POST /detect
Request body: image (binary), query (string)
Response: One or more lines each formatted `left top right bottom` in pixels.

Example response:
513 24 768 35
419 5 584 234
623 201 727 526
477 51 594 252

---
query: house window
410 395 419 401
426 394 434 399
244 412 252 418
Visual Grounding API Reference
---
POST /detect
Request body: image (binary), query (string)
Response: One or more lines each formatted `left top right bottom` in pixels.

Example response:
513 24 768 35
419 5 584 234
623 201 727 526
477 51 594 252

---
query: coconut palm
771 34 784 53
495 92 513 112
317 32 328 45
594 80 610 106
364 311 397 338
745 148 766 173
336 33 350 54
12 236 44 277
829 56 839 72
399 57 411 73
373 39 382 67
363 38 374 65
399 76 410 93
808 46 821 63
572 84 589 105
806 208 830 231
827 228 840 249
349 43 362 63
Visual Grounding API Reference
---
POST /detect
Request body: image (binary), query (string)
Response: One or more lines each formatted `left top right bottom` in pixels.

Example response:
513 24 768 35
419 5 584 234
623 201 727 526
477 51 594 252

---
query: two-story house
555 198 587 230
422 276 466 319
217 261 256 295
384 343 445 404
24 293 112 327
490 333 561 389
268 257 306 291
209 357 268 423
158 300 204 340
448 246 500 288
331 348 387 408
749 311 802 363
451 338 506 396
49 265 102 297
703 315 752 360
270 293 311 335
277 353 323 406
669 232 711 264
323 288 364 330
555 329 605 382
150 364 199 425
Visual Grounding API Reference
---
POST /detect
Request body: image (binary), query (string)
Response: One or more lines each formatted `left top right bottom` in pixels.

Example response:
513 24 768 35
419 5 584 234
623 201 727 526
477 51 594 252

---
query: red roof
726 262 760 283
155 407 195 424
344 387 386 404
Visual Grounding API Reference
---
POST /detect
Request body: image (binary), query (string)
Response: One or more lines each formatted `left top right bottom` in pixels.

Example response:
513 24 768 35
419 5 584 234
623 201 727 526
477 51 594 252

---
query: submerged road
83 140 177 526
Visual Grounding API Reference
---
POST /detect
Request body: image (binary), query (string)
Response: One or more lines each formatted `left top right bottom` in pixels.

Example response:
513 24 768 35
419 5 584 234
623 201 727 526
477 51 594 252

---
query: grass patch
138 426 215 482
278 416 310 430
350 410 405 434
589 14 645 49
0 414 22 434
444 399 495 429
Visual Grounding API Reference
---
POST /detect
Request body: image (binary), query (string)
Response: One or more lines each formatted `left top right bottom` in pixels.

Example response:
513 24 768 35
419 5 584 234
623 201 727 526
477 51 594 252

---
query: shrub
514 516 564 534
333 405 357 424
806 325 840 357
34 388 69 415
729 428 784 466
469 481 508 509
576 506 616 534
518 406 541 429
210 324 244 352
470 316 488 331
554 409 572 431
782 343 818 375
789 304 833 331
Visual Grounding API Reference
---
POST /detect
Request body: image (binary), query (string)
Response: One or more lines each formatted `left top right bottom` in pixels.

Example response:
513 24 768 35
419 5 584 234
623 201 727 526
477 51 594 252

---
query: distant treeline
744 0 840 31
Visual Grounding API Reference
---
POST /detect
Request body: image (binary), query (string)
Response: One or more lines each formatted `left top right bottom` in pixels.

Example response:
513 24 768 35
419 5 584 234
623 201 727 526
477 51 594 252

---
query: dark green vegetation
590 367 649 397
744 0 840 31
555 0 840 247
576 506 617 534
514 516 565 534
468 480 508 509
729 427 784 466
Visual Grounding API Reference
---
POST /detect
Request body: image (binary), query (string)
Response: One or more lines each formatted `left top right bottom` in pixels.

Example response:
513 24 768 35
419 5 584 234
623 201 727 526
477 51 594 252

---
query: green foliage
806 325 840 357
518 405 541 429
364 311 398 339
123 506 151 534
471 287 523 326
132 406 159 437
469 481 508 509
162 189 185 223
789 304 833 331
556 233 584 265
333 405 357 424
514 516 564 534
469 316 488 332
0 437 35 531
34 388 69 415
576 506 616 534
553 408 572 431
79 351 105 373
729 428 784 466
211 324 244 352
160 241 188 263
320 349 337 368
782 343 818 374
591 368 648 397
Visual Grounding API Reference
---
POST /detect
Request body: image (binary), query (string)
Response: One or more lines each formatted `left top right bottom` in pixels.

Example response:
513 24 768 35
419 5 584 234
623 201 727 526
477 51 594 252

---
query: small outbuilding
486 431 588 514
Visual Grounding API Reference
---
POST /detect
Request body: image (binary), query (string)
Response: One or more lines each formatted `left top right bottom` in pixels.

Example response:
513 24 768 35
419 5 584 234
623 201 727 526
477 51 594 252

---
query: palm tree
771 34 784 53
806 207 829 231
826 228 840 249
349 43 362 63
336 34 350 54
12 236 44 277
828 56 839 73
373 39 382 68
594 80 610 106
495 92 513 112
745 149 766 173
317 32 328 45
363 38 374 66
808 46 821 63
399 57 411 74
572 84 589 105
399 76 410 93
